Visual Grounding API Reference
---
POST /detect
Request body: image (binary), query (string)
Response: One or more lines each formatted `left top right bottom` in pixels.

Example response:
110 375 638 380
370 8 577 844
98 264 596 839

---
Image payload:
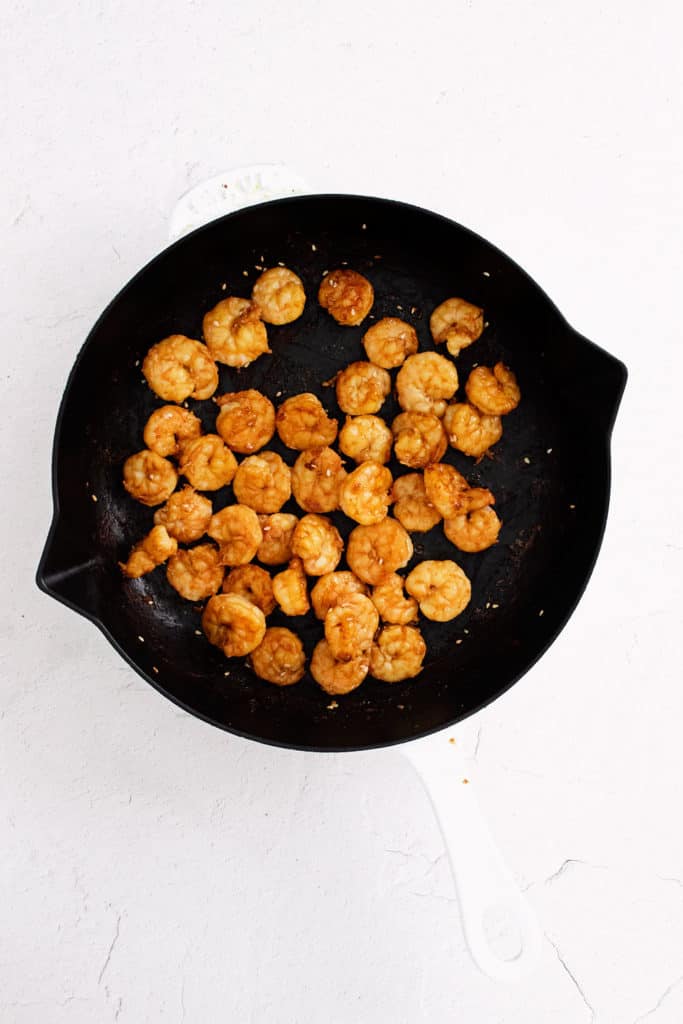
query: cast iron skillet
36 195 626 751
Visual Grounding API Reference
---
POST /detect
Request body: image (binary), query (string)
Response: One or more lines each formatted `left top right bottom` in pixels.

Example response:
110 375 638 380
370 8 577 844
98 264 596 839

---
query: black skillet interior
37 195 626 751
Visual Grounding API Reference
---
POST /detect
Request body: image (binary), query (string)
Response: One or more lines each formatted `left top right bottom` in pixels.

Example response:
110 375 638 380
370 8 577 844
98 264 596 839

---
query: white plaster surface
1 1 682 1020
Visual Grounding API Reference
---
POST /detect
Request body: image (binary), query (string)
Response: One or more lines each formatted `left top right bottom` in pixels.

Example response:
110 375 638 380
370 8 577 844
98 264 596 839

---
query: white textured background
2 1 682 1021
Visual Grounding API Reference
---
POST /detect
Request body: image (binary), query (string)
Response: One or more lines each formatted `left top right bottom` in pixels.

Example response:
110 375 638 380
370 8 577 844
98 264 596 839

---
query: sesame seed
152 666 159 674
486 601 491 608
546 448 553 454
242 270 248 276
449 737 456 744
410 306 418 315
277 261 285 267
539 609 544 617
224 671 230 676
327 700 339 710
462 778 469 784
311 243 317 251
254 265 263 271
361 223 367 230
134 359 140 366
91 494 98 502
455 639 462 644
221 282 227 290
464 629 469 634
137 635 144 642
483 321 489 328
523 456 531 464
491 603 499 609
194 629 202 636
322 269 328 276
212 320 219 326
397 304 403 311
569 503 576 510
397 704 405 710
260 255 264 263
482 271 490 277
275 390 282 397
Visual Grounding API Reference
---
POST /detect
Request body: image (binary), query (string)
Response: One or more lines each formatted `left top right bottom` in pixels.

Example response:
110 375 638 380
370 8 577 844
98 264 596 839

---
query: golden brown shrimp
207 505 263 565
465 363 521 416
203 297 270 367
276 393 338 450
444 506 502 553
291 446 346 513
405 560 471 622
256 513 298 565
338 415 392 464
119 525 177 578
423 463 494 518
430 297 484 357
215 390 275 454
340 461 393 525
252 267 306 325
392 412 447 469
153 486 213 543
250 627 306 685
391 473 441 532
335 361 391 416
291 514 343 575
362 317 419 369
310 639 370 695
232 451 292 513
346 519 414 586
202 593 266 657
166 543 224 601
178 435 237 491
222 564 276 615
318 269 374 326
325 593 379 662
371 574 418 625
142 335 218 402
272 557 310 616
123 450 178 506
443 402 502 458
143 405 202 458
310 571 369 620
396 352 458 417
370 625 426 681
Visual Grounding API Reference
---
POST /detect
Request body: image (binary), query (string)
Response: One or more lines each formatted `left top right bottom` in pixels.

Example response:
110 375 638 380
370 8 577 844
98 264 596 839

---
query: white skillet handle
403 732 542 982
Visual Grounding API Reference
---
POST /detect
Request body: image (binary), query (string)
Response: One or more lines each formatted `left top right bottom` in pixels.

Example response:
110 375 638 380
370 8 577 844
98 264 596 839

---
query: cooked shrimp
250 627 306 685
233 451 292 513
123 450 178 506
252 267 306 325
215 390 275 453
202 593 266 657
362 317 418 369
318 269 374 326
178 435 237 491
443 402 502 458
405 560 471 621
207 505 263 565
153 486 212 543
256 513 298 565
120 524 177 578
166 543 224 601
222 564 276 615
325 593 379 662
430 297 484 357
203 297 270 367
291 446 346 513
396 352 458 417
423 463 494 518
444 506 501 553
371 574 418 625
335 361 391 415
310 639 370 695
346 519 414 585
142 335 218 402
143 405 201 458
370 625 426 681
338 415 392 464
310 571 368 620
291 514 343 575
276 393 338 450
391 473 441 532
340 461 392 525
272 557 310 616
465 363 521 416
392 412 447 469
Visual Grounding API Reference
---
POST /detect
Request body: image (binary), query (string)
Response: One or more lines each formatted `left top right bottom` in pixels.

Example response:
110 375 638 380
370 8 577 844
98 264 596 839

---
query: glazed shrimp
346 519 414 586
222 564 276 616
291 514 344 575
272 557 310 616
207 505 263 565
391 473 441 532
405 560 471 622
256 513 298 565
153 486 212 543
291 446 346 513
396 352 458 417
370 625 426 681
215 390 275 453
143 405 201 458
252 267 306 325
443 402 502 458
202 593 266 657
318 269 374 326
392 412 447 469
202 297 270 367
250 627 306 685
232 451 292 513
465 363 521 416
276 393 338 450
310 639 370 695
166 543 225 601
430 297 484 357
119 524 177 578
340 461 393 525
444 506 501 553
338 415 392 464
178 435 237 491
142 335 218 402
310 571 369 620
325 594 379 662
335 361 391 416
362 317 418 369
371 574 418 625
423 463 494 518
123 450 178 506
